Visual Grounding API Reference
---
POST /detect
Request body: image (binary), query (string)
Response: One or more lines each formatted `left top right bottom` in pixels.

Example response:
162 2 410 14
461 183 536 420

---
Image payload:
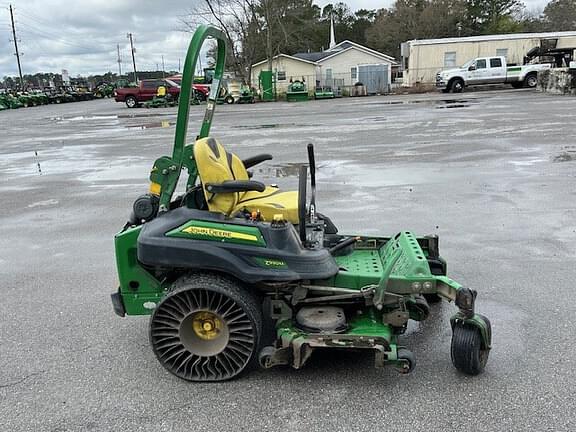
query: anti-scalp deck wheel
451 321 489 375
150 274 262 381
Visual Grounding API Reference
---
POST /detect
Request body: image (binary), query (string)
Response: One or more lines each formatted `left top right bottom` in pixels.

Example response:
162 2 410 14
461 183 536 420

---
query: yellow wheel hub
191 311 223 341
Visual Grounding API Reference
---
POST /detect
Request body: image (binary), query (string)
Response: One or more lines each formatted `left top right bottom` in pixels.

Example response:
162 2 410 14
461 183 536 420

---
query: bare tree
181 0 261 83
182 0 321 82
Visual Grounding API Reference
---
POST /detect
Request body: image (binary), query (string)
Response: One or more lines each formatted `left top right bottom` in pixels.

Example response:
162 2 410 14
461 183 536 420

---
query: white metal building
401 31 576 86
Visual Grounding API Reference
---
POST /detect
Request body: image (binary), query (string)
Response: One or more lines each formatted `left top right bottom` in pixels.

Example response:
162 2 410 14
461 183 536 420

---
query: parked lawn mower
94 83 115 98
314 86 335 99
0 93 24 109
17 93 34 108
47 88 75 104
28 91 49 105
112 25 492 382
144 85 178 108
238 85 255 104
286 78 309 102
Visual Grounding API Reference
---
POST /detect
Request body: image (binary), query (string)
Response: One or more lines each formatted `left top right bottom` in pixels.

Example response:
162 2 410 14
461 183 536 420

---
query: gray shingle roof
292 52 333 62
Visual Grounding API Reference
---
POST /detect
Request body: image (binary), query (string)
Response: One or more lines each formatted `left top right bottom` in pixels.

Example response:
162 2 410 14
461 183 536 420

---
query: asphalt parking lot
1 89 575 431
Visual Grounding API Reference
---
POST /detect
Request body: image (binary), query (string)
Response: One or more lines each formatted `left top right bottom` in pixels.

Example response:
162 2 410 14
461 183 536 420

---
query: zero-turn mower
144 85 177 108
112 25 492 382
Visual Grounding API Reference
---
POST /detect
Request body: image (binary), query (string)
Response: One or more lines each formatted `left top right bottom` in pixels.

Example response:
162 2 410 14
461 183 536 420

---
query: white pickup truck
436 56 551 93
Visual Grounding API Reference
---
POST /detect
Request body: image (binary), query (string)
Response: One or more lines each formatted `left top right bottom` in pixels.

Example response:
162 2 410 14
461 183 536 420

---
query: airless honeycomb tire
149 273 262 381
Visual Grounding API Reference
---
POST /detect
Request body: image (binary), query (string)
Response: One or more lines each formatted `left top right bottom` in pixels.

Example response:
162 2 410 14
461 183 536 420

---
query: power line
14 8 108 52
16 22 102 52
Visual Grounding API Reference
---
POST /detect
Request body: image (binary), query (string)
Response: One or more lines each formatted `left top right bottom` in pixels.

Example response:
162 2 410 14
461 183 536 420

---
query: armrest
242 154 272 169
205 180 266 194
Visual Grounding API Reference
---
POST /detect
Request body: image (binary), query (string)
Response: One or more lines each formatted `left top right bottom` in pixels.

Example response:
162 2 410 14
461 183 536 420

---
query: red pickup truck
114 79 210 108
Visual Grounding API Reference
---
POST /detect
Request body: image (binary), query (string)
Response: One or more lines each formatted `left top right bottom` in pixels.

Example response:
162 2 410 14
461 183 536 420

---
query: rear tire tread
451 324 488 375
150 273 262 382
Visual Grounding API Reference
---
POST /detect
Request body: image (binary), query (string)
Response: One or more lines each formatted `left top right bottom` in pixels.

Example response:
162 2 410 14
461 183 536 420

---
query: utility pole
127 33 137 84
178 58 181 73
9 4 24 89
116 44 122 77
161 55 165 79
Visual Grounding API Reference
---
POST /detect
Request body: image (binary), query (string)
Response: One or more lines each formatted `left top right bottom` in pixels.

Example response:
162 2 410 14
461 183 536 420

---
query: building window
276 71 286 81
444 51 457 67
496 48 508 59
351 67 357 80
490 58 502 68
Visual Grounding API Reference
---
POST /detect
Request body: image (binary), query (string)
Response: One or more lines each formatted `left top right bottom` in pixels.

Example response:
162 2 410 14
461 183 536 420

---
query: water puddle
237 123 319 130
373 98 479 109
125 120 175 130
435 103 469 109
254 162 307 177
364 116 387 122
49 112 175 122
553 151 576 162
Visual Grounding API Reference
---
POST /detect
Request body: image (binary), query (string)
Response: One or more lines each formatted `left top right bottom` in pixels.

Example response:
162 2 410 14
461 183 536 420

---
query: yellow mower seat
193 137 299 223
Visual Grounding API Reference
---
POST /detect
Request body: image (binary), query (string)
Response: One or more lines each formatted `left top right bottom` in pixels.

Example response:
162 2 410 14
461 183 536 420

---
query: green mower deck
314 87 335 99
112 24 492 382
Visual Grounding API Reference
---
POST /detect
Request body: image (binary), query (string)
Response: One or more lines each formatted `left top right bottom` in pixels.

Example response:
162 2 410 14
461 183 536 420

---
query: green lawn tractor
286 79 309 102
111 25 492 382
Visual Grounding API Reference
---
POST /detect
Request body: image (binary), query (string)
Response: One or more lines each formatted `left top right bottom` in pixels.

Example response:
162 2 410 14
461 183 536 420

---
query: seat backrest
193 137 249 215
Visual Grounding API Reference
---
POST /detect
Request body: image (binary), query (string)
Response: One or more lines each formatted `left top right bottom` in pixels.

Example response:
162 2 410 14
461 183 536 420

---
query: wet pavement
1 89 576 431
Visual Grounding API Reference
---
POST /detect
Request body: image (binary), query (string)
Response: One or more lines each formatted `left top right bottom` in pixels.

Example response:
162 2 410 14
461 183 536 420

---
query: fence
268 70 392 97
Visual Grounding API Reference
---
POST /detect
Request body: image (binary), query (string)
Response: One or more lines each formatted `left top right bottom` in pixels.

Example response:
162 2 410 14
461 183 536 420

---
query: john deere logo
182 226 258 242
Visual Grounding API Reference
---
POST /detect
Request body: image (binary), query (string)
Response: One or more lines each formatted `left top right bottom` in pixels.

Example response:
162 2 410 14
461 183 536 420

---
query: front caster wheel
150 274 262 381
451 322 489 375
395 348 416 374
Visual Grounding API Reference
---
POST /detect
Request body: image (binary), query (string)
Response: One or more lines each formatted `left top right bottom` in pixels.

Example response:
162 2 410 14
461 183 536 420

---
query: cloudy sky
1 0 549 78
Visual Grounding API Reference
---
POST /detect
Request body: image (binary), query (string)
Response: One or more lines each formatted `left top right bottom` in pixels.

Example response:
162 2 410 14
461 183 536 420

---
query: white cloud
0 0 200 77
0 0 552 78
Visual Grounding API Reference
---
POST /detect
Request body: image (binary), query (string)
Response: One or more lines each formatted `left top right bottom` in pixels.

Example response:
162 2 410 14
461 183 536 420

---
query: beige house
251 23 398 96
250 54 317 95
401 31 576 86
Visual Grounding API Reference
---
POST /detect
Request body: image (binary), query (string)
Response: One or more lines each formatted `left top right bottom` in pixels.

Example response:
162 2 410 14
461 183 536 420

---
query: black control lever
307 143 316 223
